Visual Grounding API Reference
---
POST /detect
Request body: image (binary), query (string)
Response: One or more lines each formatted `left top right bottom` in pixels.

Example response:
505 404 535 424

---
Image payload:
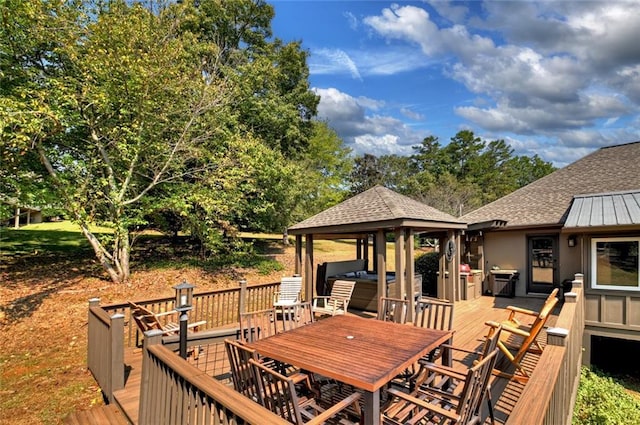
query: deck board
109 294 559 425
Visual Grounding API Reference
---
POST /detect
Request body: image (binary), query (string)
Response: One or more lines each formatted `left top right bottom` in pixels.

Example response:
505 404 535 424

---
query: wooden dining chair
224 339 261 401
239 308 278 343
279 301 315 332
249 358 362 425
395 297 455 389
485 288 559 384
311 280 356 317
377 296 409 324
414 297 454 363
415 326 503 424
226 338 316 400
382 349 499 425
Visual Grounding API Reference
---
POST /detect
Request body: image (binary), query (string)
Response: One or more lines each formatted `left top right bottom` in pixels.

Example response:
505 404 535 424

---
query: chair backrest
275 276 303 305
128 301 165 333
455 349 499 423
279 302 314 332
377 297 409 324
249 358 304 424
224 339 261 401
330 279 356 301
414 298 454 332
239 308 278 343
513 289 559 361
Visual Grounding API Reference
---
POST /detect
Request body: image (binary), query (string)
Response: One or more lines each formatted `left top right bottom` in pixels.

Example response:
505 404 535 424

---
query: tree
296 121 352 217
2 0 323 282
1 0 232 283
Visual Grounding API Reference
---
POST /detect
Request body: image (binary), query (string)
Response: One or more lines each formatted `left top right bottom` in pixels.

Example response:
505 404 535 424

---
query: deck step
63 404 129 425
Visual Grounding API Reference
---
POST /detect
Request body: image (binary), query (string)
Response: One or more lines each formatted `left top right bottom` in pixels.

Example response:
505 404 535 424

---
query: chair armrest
439 343 482 357
490 321 530 338
507 306 539 326
307 392 361 425
153 310 178 318
187 320 207 330
417 361 466 381
312 296 330 308
385 388 460 422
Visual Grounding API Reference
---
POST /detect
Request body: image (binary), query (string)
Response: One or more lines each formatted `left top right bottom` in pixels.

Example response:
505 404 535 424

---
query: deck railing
87 281 280 401
87 298 125 403
100 280 279 348
138 330 289 425
507 273 585 425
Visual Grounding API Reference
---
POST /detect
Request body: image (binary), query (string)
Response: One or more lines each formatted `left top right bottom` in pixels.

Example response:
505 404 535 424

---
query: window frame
591 236 640 291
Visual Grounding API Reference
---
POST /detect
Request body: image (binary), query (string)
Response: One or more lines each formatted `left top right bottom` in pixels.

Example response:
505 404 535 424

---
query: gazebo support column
376 230 387 303
304 234 314 302
405 229 416 322
295 235 303 276
394 228 405 299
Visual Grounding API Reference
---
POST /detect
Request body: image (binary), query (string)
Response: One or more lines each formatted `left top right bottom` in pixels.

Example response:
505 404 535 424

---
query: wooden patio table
246 314 452 425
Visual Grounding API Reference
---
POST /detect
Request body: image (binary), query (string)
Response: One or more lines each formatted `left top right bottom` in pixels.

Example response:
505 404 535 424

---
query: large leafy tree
2 0 304 283
2 0 230 283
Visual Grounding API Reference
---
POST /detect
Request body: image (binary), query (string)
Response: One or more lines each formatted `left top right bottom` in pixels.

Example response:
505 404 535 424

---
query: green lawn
0 222 105 256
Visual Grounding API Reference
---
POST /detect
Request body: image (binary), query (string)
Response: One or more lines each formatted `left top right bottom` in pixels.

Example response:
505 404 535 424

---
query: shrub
573 367 640 424
415 251 439 296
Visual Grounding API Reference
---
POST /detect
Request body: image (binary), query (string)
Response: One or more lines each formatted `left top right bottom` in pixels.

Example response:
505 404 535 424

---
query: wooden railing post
239 279 247 315
87 298 125 403
110 312 125 399
138 330 164 425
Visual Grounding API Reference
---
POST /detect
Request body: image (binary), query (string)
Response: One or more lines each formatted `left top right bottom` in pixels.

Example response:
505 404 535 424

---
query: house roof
460 141 640 229
289 185 465 235
564 190 640 229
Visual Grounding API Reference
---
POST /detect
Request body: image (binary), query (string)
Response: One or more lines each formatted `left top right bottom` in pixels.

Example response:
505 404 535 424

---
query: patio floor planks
109 294 558 425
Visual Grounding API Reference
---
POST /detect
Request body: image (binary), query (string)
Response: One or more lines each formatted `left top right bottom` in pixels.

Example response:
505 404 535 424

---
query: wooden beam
304 234 314 301
394 229 405 299
405 228 416 323
376 230 386 303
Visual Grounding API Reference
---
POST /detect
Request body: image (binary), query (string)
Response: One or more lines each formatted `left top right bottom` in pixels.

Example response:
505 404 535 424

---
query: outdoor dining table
246 314 452 425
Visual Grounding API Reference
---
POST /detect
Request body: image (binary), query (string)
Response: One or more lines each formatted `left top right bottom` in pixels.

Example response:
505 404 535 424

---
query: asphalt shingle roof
289 185 464 233
460 141 640 228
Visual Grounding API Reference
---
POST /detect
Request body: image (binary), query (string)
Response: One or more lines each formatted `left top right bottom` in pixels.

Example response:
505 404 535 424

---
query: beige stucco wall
483 229 584 297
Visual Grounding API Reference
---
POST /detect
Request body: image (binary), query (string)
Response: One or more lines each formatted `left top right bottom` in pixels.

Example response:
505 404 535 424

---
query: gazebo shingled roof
289 185 466 235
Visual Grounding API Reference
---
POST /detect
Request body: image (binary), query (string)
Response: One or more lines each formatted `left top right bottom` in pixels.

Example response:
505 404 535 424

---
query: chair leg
486 387 495 425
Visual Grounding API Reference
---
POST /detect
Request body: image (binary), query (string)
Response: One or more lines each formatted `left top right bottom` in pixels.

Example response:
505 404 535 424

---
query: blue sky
270 1 640 167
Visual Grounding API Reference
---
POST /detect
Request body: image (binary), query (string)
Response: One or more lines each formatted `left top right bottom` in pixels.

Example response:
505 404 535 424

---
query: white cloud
314 87 426 156
362 1 640 151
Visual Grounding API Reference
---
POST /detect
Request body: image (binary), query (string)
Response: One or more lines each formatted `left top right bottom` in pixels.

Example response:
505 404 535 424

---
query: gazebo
288 186 467 321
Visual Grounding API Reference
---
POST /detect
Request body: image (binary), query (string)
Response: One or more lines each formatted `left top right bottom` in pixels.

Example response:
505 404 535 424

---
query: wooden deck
109 294 557 425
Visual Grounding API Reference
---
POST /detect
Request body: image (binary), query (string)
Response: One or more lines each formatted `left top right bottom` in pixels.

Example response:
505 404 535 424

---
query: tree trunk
79 223 130 284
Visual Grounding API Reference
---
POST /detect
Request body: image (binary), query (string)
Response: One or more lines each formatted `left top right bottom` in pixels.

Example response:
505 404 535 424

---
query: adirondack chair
273 276 303 309
377 296 409 324
485 288 559 384
249 358 362 425
311 280 356 317
382 349 499 425
128 301 206 336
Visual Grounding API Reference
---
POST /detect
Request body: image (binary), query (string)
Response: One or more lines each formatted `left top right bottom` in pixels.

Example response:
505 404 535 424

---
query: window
592 237 640 291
